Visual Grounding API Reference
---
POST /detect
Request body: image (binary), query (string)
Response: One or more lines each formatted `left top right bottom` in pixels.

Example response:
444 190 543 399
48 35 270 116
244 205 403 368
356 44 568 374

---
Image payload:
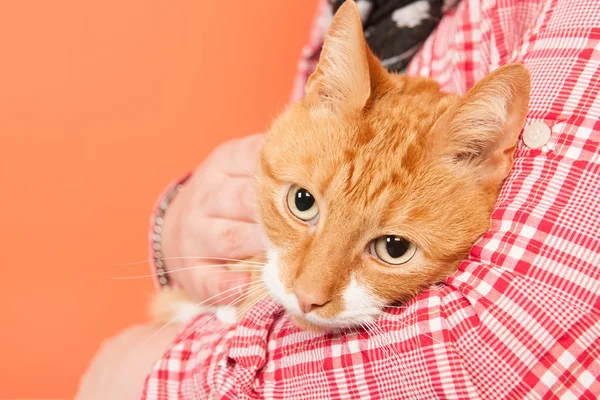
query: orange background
0 0 319 397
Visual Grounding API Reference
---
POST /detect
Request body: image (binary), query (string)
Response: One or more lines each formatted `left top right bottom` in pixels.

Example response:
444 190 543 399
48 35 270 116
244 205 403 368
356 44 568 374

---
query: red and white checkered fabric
141 0 600 398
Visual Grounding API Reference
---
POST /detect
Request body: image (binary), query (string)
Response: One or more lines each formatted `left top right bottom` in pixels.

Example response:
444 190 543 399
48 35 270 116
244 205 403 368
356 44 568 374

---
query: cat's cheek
340 276 385 320
261 250 385 329
261 247 302 315
306 276 386 328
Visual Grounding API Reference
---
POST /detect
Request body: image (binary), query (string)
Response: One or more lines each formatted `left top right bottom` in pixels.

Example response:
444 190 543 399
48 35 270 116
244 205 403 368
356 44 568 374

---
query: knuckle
191 186 211 209
241 184 258 218
215 224 246 255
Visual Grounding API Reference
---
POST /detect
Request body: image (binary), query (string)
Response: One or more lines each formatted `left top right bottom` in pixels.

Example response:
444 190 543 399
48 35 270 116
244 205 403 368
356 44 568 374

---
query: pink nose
294 285 330 314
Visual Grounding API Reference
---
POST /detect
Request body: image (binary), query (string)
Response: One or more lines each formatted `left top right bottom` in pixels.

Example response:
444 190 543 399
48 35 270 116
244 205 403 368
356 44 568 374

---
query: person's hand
160 134 265 304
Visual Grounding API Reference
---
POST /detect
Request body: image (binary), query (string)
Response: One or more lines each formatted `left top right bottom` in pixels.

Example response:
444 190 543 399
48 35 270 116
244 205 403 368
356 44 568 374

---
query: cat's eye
287 185 319 222
372 236 417 265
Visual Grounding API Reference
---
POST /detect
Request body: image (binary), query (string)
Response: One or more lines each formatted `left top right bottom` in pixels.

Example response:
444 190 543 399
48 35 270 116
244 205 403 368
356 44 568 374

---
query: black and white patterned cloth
329 0 459 72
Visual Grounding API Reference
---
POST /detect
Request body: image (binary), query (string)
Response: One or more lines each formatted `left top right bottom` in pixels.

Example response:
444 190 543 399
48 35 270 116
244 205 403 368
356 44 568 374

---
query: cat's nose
294 285 330 314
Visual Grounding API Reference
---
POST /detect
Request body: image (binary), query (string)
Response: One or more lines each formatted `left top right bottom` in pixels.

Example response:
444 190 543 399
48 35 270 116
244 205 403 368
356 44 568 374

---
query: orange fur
257 1 530 330
154 1 530 331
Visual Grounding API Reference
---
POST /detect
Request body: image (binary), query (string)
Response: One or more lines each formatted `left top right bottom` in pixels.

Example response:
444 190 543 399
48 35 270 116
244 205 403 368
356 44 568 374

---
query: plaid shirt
142 0 600 398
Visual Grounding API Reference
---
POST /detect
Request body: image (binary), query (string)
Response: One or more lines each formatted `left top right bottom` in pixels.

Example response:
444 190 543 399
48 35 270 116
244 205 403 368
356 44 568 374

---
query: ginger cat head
257 1 530 331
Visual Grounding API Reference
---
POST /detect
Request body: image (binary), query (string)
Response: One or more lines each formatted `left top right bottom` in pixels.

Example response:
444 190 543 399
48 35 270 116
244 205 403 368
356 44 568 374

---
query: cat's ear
303 0 372 113
431 63 530 186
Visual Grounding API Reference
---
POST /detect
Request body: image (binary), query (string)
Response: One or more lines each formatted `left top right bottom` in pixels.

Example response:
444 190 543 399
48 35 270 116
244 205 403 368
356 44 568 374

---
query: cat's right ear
303 1 371 113
430 63 530 188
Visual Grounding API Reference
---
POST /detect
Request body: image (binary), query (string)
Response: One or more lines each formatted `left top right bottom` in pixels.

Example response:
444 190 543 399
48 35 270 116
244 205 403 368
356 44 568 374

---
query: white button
523 122 551 149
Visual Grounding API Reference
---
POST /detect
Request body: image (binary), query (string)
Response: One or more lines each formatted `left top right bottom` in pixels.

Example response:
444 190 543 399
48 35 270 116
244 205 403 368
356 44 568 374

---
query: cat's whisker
110 269 262 280
219 276 257 284
194 281 266 310
168 287 270 360
361 321 387 360
121 283 266 378
367 322 412 374
115 256 265 267
129 281 265 356
364 321 390 359
195 290 271 351
159 284 267 362
367 322 396 365
109 264 262 280
235 289 270 319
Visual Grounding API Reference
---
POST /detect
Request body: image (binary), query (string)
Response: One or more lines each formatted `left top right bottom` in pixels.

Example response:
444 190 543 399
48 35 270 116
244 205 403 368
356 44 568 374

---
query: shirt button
523 122 551 149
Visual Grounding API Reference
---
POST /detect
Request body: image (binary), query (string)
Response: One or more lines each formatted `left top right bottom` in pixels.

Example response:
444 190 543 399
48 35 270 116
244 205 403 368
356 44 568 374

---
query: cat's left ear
303 1 375 113
431 63 530 186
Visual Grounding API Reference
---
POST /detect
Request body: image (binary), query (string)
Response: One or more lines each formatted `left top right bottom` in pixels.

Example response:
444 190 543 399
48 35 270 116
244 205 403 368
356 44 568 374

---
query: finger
206 218 267 259
204 177 258 222
213 134 264 178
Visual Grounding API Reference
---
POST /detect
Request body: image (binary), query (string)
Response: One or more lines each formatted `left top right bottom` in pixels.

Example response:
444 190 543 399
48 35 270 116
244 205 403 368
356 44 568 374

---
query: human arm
75 323 181 400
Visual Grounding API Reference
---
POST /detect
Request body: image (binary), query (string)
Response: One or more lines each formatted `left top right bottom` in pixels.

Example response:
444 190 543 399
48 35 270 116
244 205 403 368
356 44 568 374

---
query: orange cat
155 0 530 332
